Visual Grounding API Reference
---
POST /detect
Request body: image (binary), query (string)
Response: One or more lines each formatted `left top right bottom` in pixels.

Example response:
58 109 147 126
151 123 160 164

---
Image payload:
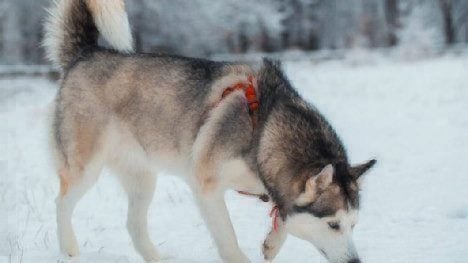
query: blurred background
0 0 467 65
2 1 468 262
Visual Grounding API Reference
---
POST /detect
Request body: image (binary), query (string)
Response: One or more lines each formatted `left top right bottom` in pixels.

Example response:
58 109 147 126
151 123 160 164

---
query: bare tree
452 0 468 42
1 0 467 65
439 0 455 44
2 0 22 64
385 0 400 45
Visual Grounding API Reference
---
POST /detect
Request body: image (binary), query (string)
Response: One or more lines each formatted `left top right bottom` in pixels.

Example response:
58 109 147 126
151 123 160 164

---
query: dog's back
56 51 216 166
44 0 254 172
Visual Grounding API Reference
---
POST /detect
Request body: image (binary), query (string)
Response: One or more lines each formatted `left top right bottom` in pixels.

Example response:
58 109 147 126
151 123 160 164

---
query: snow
1 54 468 262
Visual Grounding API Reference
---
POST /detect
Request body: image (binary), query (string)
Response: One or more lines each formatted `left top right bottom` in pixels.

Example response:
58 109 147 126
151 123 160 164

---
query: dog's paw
57 252 80 263
147 254 174 263
262 226 287 261
235 254 251 263
220 250 250 263
60 244 80 259
59 234 80 259
262 240 275 260
263 239 283 261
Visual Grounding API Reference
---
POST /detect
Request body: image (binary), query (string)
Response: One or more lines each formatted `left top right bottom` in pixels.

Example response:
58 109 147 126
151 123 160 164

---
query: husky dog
43 0 376 262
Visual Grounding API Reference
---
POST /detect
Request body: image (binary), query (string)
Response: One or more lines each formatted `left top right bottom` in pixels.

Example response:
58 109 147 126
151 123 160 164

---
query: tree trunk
439 0 455 44
385 0 399 46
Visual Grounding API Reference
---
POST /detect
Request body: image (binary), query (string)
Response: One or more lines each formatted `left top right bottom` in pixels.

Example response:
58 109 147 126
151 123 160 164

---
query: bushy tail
43 0 134 70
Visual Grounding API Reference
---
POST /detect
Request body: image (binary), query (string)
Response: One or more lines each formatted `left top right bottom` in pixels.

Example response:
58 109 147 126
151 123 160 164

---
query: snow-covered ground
1 55 468 263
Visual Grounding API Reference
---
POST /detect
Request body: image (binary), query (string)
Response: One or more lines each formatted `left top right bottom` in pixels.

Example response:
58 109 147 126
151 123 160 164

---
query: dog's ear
262 58 282 70
296 164 334 206
258 58 285 96
349 159 377 186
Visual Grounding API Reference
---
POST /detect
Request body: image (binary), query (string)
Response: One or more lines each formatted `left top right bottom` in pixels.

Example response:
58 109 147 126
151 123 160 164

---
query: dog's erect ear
315 164 334 189
262 58 282 70
349 159 376 186
258 58 288 98
296 164 334 206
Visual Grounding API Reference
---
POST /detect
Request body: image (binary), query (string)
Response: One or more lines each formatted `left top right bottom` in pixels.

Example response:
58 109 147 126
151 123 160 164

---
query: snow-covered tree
278 0 321 50
0 0 467 65
397 0 445 58
126 0 283 56
385 0 400 46
2 0 22 64
452 0 468 42
1 0 48 64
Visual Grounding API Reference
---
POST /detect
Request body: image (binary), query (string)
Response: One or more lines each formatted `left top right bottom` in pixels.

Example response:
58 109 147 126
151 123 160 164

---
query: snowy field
1 55 468 262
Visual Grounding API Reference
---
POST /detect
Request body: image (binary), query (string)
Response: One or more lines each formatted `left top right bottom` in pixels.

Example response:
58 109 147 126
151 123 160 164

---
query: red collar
270 206 280 232
221 75 259 115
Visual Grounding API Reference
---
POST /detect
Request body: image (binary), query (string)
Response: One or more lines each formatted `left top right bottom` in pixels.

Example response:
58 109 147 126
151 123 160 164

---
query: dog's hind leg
116 168 159 262
56 156 104 257
54 115 106 257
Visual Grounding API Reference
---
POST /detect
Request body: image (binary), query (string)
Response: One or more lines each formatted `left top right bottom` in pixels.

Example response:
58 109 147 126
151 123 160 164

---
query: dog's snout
348 259 361 263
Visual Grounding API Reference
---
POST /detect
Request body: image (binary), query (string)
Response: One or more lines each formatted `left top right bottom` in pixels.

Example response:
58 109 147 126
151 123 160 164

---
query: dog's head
257 60 376 262
285 161 375 263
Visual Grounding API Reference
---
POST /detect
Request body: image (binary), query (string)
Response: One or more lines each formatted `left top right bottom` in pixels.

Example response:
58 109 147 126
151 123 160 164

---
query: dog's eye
328 222 340 231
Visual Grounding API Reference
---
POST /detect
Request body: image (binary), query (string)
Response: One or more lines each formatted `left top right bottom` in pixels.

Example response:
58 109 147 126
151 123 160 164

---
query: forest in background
0 0 467 65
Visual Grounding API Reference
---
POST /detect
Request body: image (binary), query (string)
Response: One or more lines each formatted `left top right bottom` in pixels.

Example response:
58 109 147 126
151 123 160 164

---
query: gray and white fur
43 1 376 262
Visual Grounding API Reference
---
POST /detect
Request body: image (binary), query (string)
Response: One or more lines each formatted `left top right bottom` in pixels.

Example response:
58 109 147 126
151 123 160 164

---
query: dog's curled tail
43 0 134 70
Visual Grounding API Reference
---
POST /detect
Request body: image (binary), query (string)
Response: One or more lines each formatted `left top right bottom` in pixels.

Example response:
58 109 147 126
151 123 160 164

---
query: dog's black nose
348 259 361 263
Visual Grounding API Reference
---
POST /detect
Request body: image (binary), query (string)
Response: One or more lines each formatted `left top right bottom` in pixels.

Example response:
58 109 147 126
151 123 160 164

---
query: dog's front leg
262 218 287 262
191 182 250 263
